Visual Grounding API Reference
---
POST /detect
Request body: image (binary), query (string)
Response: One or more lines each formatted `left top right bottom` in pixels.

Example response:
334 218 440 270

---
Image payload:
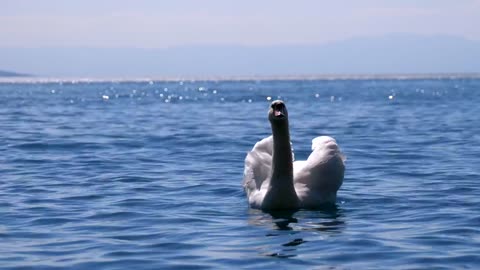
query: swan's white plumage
243 136 273 204
243 135 345 209
293 136 345 208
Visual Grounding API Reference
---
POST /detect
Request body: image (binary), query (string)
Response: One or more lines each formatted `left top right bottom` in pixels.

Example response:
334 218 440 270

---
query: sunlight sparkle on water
1 79 479 269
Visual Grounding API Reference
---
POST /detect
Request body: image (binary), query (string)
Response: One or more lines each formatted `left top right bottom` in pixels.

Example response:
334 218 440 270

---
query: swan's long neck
270 121 294 191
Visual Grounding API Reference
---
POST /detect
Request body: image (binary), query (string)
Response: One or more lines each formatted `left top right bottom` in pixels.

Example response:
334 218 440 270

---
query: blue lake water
0 79 479 269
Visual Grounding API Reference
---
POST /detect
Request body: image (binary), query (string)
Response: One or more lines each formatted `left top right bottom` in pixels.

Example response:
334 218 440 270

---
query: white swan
243 100 345 210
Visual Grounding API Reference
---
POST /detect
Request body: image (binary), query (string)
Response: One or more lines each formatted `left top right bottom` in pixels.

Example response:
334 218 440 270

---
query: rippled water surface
1 79 479 269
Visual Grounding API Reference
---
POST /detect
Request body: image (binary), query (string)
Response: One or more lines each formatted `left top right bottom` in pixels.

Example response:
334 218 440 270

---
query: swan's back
243 136 273 207
294 136 345 207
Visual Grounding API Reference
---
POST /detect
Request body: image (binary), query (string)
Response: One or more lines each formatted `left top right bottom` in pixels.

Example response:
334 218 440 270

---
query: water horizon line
1 72 480 83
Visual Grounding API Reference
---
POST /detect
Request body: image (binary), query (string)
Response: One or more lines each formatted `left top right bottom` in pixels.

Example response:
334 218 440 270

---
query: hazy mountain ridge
1 34 479 77
0 70 30 77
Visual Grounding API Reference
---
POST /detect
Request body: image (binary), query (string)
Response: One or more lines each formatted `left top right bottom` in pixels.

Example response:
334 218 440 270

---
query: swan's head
268 100 288 124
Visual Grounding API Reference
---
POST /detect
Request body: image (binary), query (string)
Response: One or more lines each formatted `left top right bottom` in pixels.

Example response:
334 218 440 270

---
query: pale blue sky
2 0 480 48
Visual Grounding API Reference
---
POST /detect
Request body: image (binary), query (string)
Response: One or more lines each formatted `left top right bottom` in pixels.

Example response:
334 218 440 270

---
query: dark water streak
0 79 479 269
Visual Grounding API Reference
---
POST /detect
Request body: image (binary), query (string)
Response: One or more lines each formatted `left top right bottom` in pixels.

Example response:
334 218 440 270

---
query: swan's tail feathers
242 136 273 195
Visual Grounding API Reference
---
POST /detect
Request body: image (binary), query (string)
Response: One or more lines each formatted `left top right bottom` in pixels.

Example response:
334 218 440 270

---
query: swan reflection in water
247 205 346 258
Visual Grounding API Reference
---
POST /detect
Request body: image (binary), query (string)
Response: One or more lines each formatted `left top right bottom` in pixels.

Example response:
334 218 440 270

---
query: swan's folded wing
295 136 345 190
309 136 346 166
243 136 273 196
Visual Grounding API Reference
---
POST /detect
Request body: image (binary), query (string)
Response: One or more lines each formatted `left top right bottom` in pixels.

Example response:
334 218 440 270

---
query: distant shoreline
0 70 30 78
1 73 480 83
